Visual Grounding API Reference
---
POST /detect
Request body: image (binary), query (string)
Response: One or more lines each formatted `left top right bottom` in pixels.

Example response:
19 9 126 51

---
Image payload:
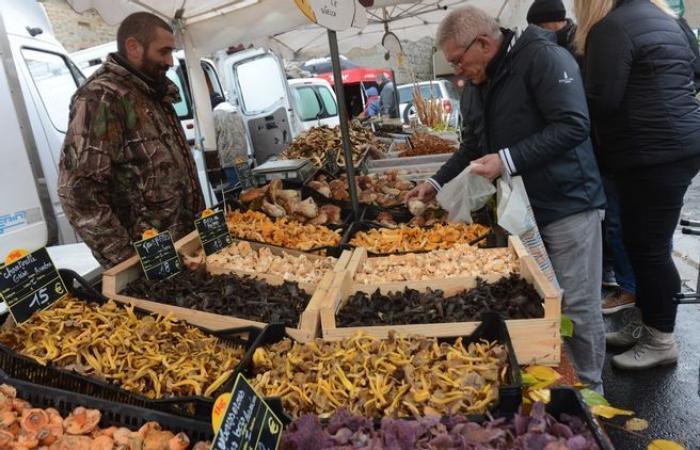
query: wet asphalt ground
599 174 700 449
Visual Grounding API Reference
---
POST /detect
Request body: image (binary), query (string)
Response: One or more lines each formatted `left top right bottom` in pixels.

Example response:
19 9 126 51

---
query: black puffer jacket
584 0 700 171
432 26 605 228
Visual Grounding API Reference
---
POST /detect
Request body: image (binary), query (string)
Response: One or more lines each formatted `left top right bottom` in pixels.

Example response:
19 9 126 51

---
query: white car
288 78 340 130
397 79 461 128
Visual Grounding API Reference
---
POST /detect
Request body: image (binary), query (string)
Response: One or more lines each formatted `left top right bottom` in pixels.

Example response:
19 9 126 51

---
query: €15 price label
0 248 67 324
133 231 182 281
211 374 282 450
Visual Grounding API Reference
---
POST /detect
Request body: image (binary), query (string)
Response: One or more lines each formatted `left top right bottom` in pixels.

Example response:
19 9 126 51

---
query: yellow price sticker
4 249 29 266
211 392 231 433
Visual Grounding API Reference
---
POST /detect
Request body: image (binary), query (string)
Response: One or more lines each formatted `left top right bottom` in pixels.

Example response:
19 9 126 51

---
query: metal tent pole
327 29 361 218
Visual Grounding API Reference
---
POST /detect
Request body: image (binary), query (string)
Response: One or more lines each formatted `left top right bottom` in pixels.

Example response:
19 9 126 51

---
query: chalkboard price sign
195 210 232 256
133 231 182 281
0 248 67 324
211 374 283 450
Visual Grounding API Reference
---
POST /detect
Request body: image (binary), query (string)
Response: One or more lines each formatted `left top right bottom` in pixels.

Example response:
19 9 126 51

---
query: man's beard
140 56 169 82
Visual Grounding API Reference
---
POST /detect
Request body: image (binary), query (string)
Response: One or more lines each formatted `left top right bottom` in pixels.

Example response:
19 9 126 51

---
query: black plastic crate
0 370 214 442
0 269 263 420
548 388 615 450
342 221 493 257
236 312 523 419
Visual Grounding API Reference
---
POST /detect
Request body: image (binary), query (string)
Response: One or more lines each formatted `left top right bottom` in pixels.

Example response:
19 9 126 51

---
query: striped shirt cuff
498 148 517 176
427 178 442 192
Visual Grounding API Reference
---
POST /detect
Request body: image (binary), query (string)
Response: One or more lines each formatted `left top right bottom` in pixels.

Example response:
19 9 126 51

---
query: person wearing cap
527 0 578 60
376 73 399 119
406 5 607 392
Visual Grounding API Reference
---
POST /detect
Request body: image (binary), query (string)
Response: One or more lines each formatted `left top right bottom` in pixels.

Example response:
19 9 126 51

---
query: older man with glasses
406 6 607 393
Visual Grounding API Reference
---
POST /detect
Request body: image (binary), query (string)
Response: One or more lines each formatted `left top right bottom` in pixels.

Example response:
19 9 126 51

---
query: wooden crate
102 231 350 342
321 253 562 365
345 236 529 285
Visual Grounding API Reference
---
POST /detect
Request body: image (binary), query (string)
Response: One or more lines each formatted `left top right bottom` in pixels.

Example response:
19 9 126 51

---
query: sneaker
602 289 636 315
606 309 643 347
602 268 618 288
611 325 679 370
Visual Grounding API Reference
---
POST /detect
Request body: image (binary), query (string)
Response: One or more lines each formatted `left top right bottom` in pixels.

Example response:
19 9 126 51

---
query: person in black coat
577 0 700 370
527 0 579 62
406 5 607 392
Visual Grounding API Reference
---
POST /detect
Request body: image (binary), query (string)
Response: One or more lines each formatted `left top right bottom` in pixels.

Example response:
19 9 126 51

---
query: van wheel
403 102 418 124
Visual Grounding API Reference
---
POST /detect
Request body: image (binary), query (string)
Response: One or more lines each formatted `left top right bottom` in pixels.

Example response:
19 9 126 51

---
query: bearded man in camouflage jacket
58 12 204 268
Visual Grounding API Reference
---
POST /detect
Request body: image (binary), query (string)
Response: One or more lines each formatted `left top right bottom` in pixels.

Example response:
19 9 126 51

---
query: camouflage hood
58 53 205 268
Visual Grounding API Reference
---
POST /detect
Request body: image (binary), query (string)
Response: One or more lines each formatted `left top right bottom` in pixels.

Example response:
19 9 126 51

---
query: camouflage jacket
58 54 205 268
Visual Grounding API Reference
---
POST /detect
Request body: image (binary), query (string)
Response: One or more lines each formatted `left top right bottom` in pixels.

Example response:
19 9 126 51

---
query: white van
288 78 340 131
217 48 340 164
0 0 103 281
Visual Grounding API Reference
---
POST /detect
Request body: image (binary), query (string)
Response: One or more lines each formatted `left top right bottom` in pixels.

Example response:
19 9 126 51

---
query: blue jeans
602 176 636 295
223 167 240 189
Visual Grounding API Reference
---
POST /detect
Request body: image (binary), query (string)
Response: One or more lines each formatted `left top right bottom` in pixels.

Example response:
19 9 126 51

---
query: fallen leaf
525 365 562 385
560 314 574 338
648 439 686 450
591 404 634 419
522 373 538 386
625 417 649 432
528 388 551 404
580 388 610 407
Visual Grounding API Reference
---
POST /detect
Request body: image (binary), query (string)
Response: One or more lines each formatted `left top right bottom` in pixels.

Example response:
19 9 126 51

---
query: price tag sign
211 374 283 450
133 231 182 280
235 161 256 190
295 0 357 31
0 248 67 324
195 210 233 256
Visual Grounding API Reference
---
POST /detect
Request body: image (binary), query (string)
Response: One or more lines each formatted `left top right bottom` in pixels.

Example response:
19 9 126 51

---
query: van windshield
235 55 286 114
22 48 81 133
292 85 338 121
398 83 440 104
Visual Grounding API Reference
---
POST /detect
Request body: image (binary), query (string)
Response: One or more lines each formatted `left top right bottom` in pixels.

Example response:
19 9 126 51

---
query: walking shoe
611 326 679 370
602 289 636 315
602 268 618 288
606 309 643 347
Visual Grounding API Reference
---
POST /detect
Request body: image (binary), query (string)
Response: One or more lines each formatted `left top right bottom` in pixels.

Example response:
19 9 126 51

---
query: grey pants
541 209 606 393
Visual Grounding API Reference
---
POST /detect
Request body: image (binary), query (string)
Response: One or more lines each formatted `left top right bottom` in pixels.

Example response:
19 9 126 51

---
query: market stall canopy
269 0 537 57
66 0 418 56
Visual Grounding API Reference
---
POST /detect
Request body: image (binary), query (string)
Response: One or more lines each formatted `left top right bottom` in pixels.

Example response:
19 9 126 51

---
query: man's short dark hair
117 12 173 55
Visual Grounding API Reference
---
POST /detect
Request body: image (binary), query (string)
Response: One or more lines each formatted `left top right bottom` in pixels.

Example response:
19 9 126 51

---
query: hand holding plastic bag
436 164 496 223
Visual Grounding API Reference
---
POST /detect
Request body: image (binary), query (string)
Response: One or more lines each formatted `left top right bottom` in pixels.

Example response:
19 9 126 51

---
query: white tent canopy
270 0 531 57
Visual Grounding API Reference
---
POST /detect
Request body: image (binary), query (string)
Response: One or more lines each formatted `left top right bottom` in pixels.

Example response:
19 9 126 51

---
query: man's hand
470 154 504 181
405 181 437 205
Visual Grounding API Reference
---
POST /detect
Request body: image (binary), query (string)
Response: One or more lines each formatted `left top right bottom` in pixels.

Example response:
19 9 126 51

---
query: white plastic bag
497 175 559 287
436 165 496 223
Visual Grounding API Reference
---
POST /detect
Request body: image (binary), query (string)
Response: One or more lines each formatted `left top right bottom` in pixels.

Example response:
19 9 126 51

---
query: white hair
436 5 501 48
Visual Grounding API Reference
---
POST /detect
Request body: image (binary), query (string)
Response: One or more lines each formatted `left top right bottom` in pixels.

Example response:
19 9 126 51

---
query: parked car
397 80 461 128
288 78 340 130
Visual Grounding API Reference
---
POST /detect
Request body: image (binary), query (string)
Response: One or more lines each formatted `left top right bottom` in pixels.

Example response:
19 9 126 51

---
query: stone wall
345 36 435 85
40 0 116 52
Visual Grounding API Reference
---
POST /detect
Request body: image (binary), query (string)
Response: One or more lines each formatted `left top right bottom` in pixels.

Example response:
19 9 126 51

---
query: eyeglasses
448 35 480 68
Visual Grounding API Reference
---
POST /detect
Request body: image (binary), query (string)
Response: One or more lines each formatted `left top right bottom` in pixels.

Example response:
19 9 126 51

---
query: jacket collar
556 18 576 47
485 28 515 81
100 53 181 103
